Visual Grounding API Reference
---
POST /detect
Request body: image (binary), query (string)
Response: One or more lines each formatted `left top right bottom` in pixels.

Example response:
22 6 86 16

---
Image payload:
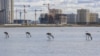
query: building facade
89 13 98 24
14 20 32 24
66 13 77 24
98 18 100 24
55 14 67 24
39 13 47 24
9 0 14 23
0 0 13 24
49 9 62 24
49 9 62 15
77 9 90 24
39 9 64 24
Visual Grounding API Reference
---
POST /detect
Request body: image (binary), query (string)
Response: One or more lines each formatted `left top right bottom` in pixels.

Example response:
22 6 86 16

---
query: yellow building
90 13 98 24
77 9 90 24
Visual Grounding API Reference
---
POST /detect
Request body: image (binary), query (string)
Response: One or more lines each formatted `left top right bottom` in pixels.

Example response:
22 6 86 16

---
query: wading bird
46 32 54 40
26 32 31 38
86 32 92 40
4 32 9 38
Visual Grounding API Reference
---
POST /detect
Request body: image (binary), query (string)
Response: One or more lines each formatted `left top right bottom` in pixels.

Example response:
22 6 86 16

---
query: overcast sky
14 0 100 20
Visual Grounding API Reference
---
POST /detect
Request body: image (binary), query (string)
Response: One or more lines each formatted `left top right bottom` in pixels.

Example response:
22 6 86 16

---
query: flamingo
46 32 54 40
86 32 92 40
4 32 9 38
26 32 31 38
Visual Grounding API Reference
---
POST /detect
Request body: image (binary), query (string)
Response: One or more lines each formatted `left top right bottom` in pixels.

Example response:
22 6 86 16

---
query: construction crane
15 5 30 24
43 3 55 13
34 9 42 25
14 9 23 24
22 9 42 25
43 3 55 23
43 3 50 10
14 9 23 19
23 5 30 24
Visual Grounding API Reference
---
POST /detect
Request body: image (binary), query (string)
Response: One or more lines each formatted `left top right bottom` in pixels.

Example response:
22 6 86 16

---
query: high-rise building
66 13 77 24
39 13 49 24
49 9 62 14
39 9 67 24
49 9 63 24
77 9 90 24
0 0 13 24
49 9 62 20
90 13 98 24
9 0 14 23
98 18 100 24
55 14 67 24
39 13 54 24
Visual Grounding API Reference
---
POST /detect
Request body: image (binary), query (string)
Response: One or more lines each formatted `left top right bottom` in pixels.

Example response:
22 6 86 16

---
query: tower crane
33 9 42 25
14 5 30 24
43 3 55 13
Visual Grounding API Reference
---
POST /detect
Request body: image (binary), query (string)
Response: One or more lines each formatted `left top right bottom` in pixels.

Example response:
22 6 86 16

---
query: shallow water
0 27 100 56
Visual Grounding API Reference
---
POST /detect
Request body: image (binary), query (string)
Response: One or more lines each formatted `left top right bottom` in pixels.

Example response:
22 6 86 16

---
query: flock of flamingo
3 32 92 41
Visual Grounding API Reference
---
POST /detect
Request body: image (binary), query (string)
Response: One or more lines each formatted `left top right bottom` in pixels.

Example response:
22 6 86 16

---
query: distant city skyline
14 0 100 20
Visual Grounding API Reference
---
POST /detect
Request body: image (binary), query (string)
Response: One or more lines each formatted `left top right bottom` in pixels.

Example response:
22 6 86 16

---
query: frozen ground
0 27 100 56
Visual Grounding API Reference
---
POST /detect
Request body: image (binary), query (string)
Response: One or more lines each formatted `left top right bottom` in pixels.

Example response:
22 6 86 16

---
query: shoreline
0 24 100 27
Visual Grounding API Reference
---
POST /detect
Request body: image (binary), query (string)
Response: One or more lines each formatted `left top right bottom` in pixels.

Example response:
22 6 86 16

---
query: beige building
39 9 67 24
90 13 98 24
49 9 62 14
77 9 90 24
55 14 67 24
9 0 14 23
49 9 65 24
49 9 62 19
60 15 67 24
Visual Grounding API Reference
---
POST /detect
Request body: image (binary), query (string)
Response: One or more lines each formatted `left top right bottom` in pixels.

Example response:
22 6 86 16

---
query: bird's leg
51 35 54 39
47 35 51 40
